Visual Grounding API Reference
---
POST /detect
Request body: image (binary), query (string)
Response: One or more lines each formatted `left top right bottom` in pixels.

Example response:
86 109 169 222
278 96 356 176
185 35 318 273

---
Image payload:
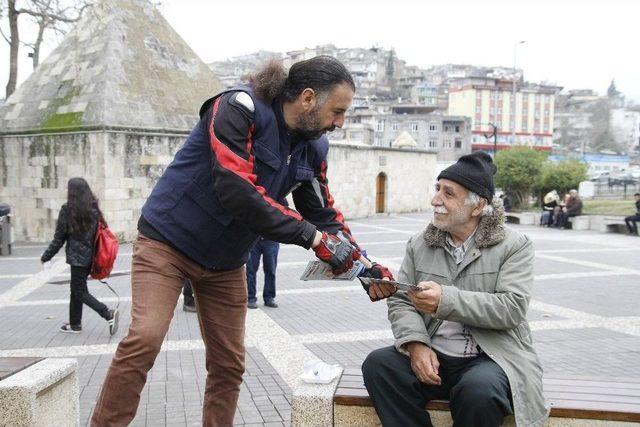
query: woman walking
41 178 119 335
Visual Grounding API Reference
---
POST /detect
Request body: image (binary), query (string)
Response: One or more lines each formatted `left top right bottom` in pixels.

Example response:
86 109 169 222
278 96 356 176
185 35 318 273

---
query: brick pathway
1 213 640 425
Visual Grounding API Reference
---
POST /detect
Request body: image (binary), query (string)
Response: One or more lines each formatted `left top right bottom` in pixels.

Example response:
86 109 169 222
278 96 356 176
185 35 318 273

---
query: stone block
104 188 129 200
0 358 78 427
291 371 343 427
568 215 590 231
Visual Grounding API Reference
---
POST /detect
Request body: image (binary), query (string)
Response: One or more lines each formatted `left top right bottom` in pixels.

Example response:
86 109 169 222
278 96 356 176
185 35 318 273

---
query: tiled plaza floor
1 213 639 425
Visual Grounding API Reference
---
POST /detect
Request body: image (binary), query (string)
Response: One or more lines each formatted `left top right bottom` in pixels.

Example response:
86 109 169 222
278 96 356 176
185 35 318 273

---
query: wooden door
376 173 386 213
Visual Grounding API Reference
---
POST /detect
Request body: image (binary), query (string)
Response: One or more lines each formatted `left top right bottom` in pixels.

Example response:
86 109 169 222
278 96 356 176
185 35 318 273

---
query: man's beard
432 206 470 232
292 107 335 140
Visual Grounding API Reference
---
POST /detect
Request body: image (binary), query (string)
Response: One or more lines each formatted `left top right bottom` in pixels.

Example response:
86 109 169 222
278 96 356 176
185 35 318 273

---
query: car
608 174 637 186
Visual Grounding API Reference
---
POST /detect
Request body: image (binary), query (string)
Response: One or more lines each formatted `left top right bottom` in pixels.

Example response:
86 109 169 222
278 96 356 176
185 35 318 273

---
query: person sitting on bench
361 152 549 427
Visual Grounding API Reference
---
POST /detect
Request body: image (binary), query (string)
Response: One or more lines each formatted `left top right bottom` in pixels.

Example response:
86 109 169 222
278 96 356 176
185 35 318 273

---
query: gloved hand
313 232 356 275
358 262 397 301
338 231 362 261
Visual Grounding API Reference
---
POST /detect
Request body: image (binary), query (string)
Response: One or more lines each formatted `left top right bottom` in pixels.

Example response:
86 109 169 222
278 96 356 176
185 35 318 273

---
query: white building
611 108 640 154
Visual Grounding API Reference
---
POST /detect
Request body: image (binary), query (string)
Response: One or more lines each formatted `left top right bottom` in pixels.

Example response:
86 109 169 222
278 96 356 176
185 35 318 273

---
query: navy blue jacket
141 87 353 270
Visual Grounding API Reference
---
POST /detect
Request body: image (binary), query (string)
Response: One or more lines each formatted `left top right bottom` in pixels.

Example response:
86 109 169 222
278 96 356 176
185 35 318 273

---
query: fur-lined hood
423 198 506 248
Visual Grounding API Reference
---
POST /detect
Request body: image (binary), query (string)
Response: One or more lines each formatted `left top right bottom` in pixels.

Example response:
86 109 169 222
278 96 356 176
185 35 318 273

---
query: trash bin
0 202 12 255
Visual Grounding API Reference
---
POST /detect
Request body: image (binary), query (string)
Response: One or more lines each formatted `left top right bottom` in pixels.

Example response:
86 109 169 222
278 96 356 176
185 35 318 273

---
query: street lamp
511 41 526 146
482 123 498 157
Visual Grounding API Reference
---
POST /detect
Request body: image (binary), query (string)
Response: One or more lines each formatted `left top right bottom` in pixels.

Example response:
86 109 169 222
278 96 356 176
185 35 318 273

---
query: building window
455 139 462 149
377 120 385 132
455 125 460 133
428 123 438 132
444 125 450 132
412 123 419 131
391 121 398 131
429 139 438 148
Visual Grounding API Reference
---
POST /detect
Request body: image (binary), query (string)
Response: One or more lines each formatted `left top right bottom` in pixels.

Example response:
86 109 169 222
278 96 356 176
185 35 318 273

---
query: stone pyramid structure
0 0 221 132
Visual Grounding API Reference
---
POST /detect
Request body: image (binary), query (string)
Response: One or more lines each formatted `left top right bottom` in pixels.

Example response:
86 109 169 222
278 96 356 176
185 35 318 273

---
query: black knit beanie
437 151 497 201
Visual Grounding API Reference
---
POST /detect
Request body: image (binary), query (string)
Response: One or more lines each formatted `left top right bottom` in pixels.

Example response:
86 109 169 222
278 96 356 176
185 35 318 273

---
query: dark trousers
91 234 247 427
246 239 279 303
556 212 577 228
625 214 640 234
362 346 513 427
183 278 194 305
69 266 110 326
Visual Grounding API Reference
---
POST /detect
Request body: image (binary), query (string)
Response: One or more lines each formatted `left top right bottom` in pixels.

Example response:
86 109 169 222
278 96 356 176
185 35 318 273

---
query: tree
536 159 588 198
607 79 620 98
494 147 547 209
1 0 89 98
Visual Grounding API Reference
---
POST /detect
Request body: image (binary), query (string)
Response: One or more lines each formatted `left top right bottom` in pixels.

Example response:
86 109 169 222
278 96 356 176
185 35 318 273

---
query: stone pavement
1 212 640 426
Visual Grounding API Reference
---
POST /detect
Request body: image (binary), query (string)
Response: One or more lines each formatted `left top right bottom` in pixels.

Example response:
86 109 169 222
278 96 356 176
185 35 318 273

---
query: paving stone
3 216 640 425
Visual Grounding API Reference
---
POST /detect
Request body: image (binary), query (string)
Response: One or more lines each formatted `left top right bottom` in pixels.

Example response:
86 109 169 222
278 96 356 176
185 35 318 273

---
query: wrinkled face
293 82 353 140
635 195 640 202
431 179 476 232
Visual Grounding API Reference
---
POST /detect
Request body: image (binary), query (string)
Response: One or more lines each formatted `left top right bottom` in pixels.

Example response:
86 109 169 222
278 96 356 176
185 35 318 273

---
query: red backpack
91 221 119 280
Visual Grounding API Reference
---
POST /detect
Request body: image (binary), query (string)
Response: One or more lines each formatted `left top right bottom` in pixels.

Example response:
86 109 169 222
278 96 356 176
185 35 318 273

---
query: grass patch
583 199 637 216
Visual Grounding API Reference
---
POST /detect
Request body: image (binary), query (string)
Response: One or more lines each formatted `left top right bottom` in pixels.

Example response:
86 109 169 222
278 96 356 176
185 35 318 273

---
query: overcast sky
2 0 639 102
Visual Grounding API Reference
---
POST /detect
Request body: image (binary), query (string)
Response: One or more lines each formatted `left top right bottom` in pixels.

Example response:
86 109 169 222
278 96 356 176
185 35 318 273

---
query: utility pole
492 123 498 157
483 123 499 157
512 41 526 147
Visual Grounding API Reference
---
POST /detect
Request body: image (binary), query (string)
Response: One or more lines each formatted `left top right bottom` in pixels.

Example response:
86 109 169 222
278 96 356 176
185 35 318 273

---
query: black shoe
107 309 119 336
183 302 196 312
247 301 258 309
264 300 278 308
60 323 82 334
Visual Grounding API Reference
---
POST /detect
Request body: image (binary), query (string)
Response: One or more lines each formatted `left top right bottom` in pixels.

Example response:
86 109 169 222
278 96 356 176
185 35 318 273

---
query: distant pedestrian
624 193 640 236
183 279 196 312
41 178 119 335
500 194 512 212
246 238 280 308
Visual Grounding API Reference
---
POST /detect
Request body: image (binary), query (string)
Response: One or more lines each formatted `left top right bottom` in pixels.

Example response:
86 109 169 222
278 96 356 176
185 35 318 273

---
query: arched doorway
376 173 387 213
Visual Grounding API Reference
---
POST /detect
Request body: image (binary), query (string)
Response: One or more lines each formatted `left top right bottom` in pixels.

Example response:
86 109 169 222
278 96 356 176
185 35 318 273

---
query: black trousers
625 214 640 234
69 266 110 326
362 346 513 427
183 278 194 305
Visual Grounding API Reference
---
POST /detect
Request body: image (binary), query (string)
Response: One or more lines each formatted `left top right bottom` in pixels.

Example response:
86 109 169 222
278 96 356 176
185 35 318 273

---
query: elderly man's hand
368 282 396 300
406 342 441 385
408 281 442 314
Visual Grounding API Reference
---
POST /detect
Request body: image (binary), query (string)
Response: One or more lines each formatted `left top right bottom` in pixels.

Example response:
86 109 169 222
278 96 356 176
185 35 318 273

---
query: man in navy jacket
91 56 394 426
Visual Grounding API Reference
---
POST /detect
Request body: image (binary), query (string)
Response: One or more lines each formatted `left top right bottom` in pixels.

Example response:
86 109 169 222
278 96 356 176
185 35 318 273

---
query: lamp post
511 41 526 146
482 123 499 157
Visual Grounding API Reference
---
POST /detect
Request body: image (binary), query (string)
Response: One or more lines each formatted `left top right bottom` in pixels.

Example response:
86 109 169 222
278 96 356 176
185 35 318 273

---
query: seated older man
362 152 548 427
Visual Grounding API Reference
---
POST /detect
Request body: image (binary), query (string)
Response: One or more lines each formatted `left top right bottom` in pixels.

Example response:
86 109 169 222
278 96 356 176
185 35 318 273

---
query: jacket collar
423 198 506 249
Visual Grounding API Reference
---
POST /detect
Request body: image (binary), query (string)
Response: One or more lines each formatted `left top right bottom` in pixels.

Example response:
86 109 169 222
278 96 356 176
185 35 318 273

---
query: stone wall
325 143 436 219
0 133 436 242
0 130 187 242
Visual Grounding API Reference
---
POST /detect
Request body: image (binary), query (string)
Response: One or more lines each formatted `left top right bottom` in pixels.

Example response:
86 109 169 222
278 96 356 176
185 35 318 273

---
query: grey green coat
388 201 549 427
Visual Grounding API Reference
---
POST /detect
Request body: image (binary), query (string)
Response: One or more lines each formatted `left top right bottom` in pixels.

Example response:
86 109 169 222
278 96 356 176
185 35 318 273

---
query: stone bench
600 216 628 234
333 367 640 426
0 357 78 426
505 212 537 225
567 215 590 230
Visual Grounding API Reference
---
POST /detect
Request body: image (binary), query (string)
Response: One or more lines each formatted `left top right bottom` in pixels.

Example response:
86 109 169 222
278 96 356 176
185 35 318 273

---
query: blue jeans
246 239 279 303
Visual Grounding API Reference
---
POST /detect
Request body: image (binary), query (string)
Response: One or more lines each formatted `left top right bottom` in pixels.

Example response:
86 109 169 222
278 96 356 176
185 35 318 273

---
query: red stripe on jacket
208 98 303 221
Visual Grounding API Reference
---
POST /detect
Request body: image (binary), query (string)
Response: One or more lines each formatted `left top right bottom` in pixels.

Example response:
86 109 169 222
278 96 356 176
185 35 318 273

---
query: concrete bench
600 216 628 234
567 215 590 230
505 212 537 225
334 367 640 426
0 357 78 426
